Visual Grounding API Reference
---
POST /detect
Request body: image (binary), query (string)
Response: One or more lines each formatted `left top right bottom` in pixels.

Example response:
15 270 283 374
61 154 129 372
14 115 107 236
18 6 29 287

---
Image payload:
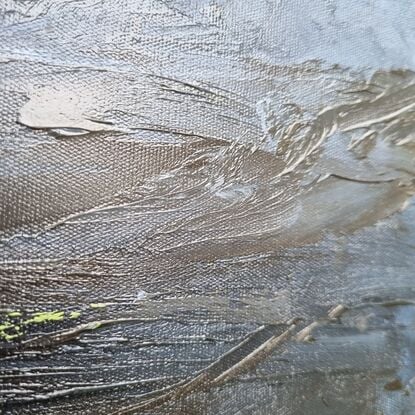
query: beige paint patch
18 86 118 136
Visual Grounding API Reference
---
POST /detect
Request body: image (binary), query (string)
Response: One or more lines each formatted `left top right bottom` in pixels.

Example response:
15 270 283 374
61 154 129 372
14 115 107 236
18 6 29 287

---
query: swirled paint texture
1 1 415 414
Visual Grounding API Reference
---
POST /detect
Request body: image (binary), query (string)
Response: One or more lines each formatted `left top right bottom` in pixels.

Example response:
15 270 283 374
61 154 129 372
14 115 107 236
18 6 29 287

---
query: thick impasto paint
1 1 415 414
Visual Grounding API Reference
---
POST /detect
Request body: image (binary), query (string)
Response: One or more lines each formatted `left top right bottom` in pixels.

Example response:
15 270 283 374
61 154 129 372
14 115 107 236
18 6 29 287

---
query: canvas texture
1 1 415 414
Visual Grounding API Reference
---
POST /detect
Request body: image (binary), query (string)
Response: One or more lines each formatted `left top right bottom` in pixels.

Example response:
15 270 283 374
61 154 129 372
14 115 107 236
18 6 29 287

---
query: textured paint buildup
1 1 415 414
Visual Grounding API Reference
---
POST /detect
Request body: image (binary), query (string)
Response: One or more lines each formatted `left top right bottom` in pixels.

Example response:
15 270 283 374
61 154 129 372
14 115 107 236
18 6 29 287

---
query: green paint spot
7 311 22 317
89 303 108 309
0 323 12 332
24 311 65 325
0 322 22 342
83 321 102 330
3 333 20 341
69 311 81 319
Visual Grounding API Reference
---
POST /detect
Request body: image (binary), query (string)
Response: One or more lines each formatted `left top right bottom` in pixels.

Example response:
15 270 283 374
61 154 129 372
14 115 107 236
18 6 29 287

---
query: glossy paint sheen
1 1 415 414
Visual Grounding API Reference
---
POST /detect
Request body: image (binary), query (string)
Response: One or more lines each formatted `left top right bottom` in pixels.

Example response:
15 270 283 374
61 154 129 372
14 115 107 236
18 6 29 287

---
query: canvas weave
1 1 415 414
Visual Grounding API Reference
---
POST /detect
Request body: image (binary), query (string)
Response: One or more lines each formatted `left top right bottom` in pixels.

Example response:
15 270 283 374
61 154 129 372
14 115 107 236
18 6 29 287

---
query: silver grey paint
0 1 415 414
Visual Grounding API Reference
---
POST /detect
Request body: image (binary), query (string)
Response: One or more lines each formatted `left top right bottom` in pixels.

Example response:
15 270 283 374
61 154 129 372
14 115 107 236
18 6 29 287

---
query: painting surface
1 1 415 413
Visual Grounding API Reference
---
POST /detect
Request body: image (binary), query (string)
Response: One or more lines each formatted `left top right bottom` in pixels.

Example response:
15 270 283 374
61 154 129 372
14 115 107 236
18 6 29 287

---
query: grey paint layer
0 1 415 414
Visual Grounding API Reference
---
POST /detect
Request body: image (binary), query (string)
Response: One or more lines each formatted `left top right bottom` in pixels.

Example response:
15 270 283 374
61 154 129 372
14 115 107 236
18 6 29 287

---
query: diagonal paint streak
111 305 346 414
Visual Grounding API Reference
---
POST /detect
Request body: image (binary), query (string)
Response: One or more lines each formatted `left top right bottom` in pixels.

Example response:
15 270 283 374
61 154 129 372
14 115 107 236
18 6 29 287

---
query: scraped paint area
1 1 415 414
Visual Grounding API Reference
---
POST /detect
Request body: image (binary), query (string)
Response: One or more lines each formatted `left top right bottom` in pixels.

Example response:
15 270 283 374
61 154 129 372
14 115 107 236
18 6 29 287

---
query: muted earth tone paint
1 1 415 414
